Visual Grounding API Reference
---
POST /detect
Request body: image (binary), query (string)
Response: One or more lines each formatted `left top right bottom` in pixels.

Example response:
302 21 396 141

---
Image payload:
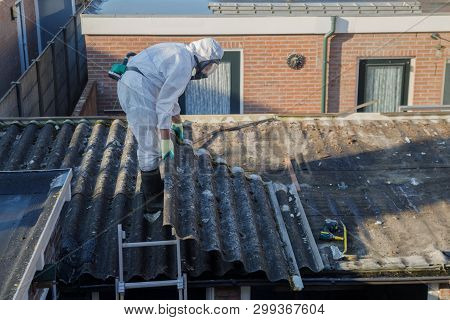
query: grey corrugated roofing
0 169 71 299
187 114 450 274
164 143 323 285
0 115 448 286
0 118 323 287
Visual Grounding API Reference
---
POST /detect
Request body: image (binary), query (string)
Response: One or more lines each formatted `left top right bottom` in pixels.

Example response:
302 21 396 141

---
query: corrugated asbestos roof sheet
0 115 448 285
188 115 450 274
0 118 323 286
164 143 323 285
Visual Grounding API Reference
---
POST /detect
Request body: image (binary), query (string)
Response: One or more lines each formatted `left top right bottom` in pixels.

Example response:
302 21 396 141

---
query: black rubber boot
141 168 164 212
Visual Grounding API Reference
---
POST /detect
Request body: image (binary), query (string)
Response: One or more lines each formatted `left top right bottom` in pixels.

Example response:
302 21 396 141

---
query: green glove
172 122 184 144
161 139 174 160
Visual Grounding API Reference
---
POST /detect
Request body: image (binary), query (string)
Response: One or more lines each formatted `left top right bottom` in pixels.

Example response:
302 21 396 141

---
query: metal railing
0 8 88 117
208 2 423 16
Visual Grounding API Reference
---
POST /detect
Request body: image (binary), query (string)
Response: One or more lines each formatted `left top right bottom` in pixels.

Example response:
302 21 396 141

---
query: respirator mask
191 55 221 80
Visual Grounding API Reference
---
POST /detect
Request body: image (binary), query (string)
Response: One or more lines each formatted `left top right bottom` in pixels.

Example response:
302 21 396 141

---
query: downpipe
321 16 337 113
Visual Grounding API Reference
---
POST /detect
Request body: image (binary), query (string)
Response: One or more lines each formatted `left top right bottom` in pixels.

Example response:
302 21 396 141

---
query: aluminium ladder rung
116 224 187 300
125 280 179 289
123 240 178 248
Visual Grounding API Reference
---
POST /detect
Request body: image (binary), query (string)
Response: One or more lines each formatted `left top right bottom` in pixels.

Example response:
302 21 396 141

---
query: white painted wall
81 15 450 35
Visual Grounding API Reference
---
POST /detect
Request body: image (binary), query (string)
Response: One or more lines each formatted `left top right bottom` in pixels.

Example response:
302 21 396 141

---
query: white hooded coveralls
117 38 224 171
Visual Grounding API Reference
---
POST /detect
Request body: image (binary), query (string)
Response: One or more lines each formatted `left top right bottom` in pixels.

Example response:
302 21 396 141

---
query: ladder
116 224 187 300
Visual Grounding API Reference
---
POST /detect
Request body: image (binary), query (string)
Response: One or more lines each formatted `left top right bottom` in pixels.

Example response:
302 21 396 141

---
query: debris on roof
187 115 450 274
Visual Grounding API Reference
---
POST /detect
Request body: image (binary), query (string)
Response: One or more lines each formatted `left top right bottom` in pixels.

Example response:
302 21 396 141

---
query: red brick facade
328 32 450 112
72 80 97 116
85 33 450 114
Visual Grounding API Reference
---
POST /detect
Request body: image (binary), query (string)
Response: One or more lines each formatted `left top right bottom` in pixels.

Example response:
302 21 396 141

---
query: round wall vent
287 53 305 70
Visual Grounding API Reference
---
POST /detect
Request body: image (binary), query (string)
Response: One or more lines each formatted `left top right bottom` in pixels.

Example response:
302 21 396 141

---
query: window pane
364 65 403 112
444 61 450 105
184 62 231 115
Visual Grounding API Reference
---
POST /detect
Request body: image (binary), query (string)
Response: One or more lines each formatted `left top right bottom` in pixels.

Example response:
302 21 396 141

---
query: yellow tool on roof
319 219 347 255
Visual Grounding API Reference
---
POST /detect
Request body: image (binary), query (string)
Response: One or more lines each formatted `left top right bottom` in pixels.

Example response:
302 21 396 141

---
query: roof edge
1 112 450 127
81 15 450 35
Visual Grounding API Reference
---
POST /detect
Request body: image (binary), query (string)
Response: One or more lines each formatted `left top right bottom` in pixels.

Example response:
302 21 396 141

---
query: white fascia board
81 15 330 35
336 16 450 33
81 15 450 35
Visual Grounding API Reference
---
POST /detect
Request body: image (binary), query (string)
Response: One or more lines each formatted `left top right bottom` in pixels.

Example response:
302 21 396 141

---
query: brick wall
0 0 39 98
72 80 97 116
85 33 450 114
328 32 450 112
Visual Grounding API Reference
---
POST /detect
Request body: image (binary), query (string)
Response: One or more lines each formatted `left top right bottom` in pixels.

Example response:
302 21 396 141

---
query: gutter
188 276 450 287
321 16 337 113
71 276 450 293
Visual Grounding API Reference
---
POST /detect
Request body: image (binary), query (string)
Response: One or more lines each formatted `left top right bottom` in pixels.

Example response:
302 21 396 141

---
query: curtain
364 65 403 112
184 62 231 115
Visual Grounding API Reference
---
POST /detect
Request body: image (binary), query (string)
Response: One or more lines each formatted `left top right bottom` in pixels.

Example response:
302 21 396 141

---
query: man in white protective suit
117 38 224 211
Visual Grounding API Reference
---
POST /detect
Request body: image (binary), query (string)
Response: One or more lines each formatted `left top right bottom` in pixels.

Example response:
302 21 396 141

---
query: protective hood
187 38 224 62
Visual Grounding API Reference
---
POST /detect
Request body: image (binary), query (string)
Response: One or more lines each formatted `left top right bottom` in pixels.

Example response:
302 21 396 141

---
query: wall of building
0 0 39 98
0 0 22 97
72 80 97 116
328 32 450 112
38 0 74 46
24 0 39 59
85 33 450 114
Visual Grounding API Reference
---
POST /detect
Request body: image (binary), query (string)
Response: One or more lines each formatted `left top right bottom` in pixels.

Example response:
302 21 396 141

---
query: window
179 51 241 114
358 59 410 112
444 59 450 105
